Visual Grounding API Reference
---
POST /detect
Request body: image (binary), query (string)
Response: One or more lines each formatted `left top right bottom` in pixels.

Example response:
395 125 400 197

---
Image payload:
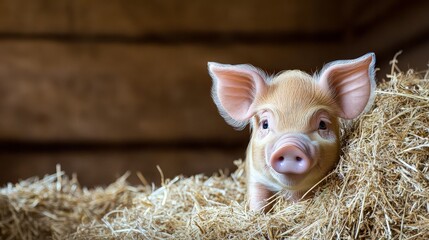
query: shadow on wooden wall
0 0 428 186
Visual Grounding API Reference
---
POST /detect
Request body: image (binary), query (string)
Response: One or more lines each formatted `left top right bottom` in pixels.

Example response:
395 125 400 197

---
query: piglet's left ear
318 53 376 119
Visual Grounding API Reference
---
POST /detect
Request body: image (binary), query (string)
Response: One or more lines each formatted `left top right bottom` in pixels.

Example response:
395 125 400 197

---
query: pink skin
268 134 317 175
208 53 376 211
247 108 339 210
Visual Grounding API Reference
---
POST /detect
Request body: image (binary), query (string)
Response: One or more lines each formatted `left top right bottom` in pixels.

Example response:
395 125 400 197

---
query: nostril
270 143 313 174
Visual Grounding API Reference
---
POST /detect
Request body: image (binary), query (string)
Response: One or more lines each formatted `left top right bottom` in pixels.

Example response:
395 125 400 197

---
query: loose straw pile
1 59 428 239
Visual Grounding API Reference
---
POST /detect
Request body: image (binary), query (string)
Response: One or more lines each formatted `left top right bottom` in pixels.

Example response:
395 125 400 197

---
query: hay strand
1 60 429 239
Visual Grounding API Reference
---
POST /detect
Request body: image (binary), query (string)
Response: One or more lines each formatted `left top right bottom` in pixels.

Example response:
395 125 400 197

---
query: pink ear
208 62 267 129
318 53 376 119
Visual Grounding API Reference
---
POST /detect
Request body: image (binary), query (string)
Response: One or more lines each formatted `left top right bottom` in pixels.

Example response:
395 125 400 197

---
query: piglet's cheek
316 127 338 142
318 129 332 139
257 129 269 139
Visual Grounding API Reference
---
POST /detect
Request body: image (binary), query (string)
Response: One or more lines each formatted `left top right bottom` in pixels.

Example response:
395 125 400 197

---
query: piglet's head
209 53 375 194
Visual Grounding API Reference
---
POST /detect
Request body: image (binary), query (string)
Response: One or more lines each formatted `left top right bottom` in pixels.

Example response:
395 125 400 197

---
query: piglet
208 53 376 211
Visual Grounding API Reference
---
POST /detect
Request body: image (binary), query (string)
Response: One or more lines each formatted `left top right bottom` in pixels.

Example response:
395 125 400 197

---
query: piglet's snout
268 134 317 175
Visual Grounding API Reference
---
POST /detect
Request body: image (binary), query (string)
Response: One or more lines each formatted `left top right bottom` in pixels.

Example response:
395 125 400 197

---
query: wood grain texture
348 0 429 56
0 0 342 35
0 0 427 187
0 40 342 142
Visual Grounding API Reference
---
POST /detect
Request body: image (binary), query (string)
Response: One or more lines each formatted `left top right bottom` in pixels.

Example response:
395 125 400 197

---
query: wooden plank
0 0 342 35
0 40 342 142
0 149 244 186
343 0 402 28
347 0 429 56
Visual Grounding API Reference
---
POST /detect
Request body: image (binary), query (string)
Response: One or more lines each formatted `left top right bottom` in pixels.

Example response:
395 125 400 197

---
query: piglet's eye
262 120 269 129
318 120 327 130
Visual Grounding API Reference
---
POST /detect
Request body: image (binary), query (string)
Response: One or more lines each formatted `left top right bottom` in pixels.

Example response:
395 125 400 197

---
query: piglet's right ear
208 62 267 129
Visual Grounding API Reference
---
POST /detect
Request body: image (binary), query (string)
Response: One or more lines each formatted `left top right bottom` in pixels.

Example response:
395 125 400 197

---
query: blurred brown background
0 0 428 187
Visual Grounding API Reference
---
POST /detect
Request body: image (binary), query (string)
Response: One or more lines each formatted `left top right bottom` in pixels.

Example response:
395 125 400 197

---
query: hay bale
1 62 429 239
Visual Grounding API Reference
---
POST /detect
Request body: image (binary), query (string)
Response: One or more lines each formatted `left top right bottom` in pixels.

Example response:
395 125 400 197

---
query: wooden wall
0 0 428 186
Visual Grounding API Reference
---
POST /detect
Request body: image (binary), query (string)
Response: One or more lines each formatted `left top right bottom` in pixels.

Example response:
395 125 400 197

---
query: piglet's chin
274 174 308 191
